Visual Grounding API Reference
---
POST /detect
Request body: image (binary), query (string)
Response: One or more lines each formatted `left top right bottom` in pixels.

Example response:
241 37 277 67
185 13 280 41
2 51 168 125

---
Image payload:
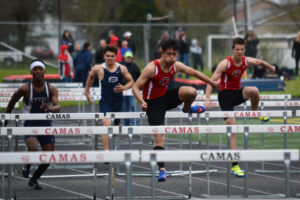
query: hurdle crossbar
191 100 300 107
0 149 298 200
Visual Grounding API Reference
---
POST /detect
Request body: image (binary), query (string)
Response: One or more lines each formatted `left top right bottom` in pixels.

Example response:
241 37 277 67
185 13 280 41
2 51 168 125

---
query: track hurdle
141 149 299 199
0 149 298 200
121 124 300 198
0 126 120 200
0 150 140 200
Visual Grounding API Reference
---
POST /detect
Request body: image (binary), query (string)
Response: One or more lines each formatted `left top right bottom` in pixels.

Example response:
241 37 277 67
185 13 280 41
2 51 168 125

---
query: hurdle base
200 194 288 199
117 169 218 177
106 195 189 200
255 169 300 174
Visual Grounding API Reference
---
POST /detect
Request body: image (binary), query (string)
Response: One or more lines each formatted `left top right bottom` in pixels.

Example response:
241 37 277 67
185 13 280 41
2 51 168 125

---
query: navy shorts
24 122 55 145
218 88 246 111
99 100 122 125
146 88 182 125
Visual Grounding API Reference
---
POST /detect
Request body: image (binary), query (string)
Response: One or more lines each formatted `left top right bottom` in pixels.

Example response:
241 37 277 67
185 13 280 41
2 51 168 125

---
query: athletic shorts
24 122 55 145
218 88 246 111
146 88 182 125
99 100 122 125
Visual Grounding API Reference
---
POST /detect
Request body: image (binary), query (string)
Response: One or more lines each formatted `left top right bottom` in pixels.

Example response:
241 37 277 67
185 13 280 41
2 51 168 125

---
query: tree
0 0 55 50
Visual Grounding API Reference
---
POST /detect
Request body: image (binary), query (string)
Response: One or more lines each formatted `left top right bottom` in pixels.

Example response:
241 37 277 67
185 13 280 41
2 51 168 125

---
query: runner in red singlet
132 39 219 182
205 37 275 177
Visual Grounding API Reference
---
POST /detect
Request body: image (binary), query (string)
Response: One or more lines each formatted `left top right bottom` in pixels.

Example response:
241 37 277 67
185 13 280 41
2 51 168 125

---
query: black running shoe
28 178 42 190
22 166 30 178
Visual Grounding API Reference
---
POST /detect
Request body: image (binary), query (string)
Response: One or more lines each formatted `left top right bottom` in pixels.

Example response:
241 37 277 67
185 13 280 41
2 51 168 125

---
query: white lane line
192 162 300 184
16 176 104 200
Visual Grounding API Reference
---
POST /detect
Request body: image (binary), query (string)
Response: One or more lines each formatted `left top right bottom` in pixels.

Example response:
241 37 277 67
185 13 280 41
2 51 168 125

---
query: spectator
73 42 81 58
95 39 107 64
292 31 300 76
155 30 169 59
244 27 259 75
190 38 204 72
120 40 133 61
74 42 93 86
176 27 190 79
123 31 136 55
58 44 74 82
108 30 119 46
121 51 141 125
108 30 122 62
61 30 74 56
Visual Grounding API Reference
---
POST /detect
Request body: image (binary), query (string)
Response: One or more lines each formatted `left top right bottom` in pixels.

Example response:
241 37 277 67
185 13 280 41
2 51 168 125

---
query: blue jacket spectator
74 42 92 86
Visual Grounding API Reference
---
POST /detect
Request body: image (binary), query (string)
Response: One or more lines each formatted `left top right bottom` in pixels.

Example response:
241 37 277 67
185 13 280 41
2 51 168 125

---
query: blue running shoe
189 105 206 114
157 169 167 182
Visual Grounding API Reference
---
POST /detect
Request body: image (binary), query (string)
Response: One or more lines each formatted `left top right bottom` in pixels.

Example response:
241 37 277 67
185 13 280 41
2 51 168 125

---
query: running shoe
185 105 206 114
22 166 30 178
28 178 42 190
157 169 167 182
232 165 245 178
257 116 270 122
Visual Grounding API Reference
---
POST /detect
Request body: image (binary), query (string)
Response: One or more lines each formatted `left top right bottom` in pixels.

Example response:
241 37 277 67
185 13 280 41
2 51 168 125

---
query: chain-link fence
0 22 298 73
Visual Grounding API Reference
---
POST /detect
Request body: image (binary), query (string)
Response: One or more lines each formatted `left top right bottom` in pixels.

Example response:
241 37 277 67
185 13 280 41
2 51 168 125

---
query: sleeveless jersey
99 63 123 104
23 81 52 126
219 56 248 91
142 59 176 100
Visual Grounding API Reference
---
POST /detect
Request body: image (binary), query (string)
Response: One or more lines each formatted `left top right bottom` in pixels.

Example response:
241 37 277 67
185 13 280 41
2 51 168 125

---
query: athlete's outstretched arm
204 59 227 109
132 62 155 111
85 65 100 104
246 57 276 73
5 85 27 114
176 62 219 88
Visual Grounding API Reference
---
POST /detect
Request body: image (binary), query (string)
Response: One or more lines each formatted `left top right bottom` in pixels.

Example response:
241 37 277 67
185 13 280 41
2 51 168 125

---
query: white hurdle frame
0 149 298 200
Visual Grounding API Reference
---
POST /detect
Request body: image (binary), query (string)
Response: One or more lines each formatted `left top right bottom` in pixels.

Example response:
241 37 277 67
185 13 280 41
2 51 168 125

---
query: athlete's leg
224 117 237 150
242 86 260 110
22 137 39 178
102 117 112 150
30 143 54 183
178 86 197 112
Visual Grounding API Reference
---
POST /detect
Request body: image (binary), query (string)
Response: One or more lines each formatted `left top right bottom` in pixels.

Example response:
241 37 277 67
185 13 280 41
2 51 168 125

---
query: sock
31 164 49 181
232 162 238 167
153 146 165 170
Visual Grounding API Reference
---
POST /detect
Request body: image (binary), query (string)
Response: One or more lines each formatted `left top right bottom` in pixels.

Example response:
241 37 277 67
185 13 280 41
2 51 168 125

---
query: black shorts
146 88 182 125
218 88 246 111
24 122 55 145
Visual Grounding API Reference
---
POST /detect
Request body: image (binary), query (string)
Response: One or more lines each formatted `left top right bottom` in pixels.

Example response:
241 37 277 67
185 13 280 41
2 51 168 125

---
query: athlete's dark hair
30 59 45 65
232 37 246 49
83 42 91 49
160 39 179 52
103 45 118 55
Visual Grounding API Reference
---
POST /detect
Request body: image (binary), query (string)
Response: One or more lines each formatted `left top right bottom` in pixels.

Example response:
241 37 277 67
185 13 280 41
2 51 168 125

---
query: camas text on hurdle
280 125 300 133
200 152 240 161
39 153 87 163
45 113 71 120
43 128 81 135
164 126 200 134
232 111 263 117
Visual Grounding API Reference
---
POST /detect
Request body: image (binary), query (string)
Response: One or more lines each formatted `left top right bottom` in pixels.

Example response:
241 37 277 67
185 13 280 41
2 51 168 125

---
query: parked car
30 44 54 59
0 51 23 67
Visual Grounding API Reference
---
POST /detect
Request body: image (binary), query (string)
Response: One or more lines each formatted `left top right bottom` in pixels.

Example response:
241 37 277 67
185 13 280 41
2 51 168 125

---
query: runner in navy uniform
85 45 134 150
5 59 60 189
